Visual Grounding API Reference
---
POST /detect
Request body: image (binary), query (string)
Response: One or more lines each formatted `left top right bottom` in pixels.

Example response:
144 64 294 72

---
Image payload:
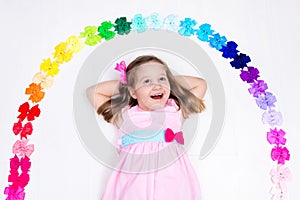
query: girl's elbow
86 86 96 106
86 86 93 99
198 78 207 99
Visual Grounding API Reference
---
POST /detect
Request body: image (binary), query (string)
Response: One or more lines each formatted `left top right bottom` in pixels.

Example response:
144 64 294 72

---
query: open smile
150 93 163 100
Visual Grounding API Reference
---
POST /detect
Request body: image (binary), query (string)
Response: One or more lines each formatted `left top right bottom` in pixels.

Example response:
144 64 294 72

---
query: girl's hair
97 55 205 124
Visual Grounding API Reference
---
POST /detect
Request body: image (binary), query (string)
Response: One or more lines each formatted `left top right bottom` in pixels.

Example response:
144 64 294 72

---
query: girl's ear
128 87 137 99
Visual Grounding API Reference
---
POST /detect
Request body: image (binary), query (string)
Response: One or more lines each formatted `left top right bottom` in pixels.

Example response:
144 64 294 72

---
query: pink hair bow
165 128 184 144
114 60 127 84
4 186 25 200
12 139 34 158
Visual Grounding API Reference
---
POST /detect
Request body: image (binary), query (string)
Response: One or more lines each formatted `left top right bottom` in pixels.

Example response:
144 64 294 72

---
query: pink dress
101 99 201 200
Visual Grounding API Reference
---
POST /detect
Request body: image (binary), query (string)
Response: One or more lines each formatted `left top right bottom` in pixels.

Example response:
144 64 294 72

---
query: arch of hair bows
4 13 291 200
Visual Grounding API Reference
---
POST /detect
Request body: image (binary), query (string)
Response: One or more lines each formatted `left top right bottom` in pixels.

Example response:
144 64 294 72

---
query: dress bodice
117 99 183 143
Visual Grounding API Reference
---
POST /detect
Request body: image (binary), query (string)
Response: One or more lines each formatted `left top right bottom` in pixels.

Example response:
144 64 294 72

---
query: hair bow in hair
165 128 184 144
114 61 127 84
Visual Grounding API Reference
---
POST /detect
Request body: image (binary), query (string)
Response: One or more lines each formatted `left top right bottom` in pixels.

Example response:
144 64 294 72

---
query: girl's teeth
151 94 163 99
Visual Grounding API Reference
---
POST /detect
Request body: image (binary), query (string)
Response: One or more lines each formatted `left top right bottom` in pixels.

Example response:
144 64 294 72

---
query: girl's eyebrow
139 73 166 81
138 76 150 82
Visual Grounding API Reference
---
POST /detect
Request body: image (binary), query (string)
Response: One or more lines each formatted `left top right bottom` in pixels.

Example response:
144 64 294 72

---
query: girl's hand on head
86 80 120 110
175 76 207 99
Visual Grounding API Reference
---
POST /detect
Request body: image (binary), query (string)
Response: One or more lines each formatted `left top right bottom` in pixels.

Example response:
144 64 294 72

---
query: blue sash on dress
121 130 166 147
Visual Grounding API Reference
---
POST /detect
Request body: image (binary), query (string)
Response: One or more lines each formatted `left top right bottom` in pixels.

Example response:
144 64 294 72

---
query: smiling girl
86 55 206 200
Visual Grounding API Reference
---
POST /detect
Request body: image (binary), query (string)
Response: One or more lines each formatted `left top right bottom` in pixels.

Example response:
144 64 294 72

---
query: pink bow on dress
165 128 184 144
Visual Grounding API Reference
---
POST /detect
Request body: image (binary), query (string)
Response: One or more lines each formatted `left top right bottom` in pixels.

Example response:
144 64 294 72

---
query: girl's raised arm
86 80 119 110
175 76 207 99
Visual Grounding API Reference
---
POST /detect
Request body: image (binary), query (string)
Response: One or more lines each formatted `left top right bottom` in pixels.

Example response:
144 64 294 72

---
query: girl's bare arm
86 80 119 110
175 76 207 99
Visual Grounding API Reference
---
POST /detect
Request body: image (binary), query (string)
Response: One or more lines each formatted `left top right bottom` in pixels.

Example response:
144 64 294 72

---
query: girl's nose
152 82 162 89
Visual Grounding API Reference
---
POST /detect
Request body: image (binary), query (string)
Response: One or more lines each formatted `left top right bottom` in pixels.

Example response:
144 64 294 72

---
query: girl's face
129 62 171 111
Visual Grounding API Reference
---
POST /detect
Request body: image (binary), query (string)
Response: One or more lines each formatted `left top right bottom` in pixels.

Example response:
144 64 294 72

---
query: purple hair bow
114 61 127 84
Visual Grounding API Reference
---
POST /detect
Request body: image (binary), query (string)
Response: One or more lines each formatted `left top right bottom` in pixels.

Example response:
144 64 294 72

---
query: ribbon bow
17 102 40 122
114 61 127 84
165 128 184 144
4 186 26 200
12 139 34 158
8 172 30 188
13 120 33 139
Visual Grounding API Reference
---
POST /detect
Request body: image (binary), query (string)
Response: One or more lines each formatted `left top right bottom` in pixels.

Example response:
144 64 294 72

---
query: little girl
86 55 207 200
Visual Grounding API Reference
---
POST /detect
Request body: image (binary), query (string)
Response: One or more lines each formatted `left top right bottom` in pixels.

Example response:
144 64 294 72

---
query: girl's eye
159 77 167 82
143 79 151 85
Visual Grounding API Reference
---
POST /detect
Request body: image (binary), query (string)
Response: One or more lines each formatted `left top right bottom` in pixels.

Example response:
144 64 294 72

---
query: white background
0 0 299 199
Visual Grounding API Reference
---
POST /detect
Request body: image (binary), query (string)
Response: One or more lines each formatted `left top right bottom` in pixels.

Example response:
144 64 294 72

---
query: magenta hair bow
4 186 25 200
165 128 184 144
114 60 127 84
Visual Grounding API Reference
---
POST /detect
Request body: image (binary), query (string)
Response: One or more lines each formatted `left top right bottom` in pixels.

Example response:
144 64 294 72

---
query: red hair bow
17 102 40 122
13 120 33 139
